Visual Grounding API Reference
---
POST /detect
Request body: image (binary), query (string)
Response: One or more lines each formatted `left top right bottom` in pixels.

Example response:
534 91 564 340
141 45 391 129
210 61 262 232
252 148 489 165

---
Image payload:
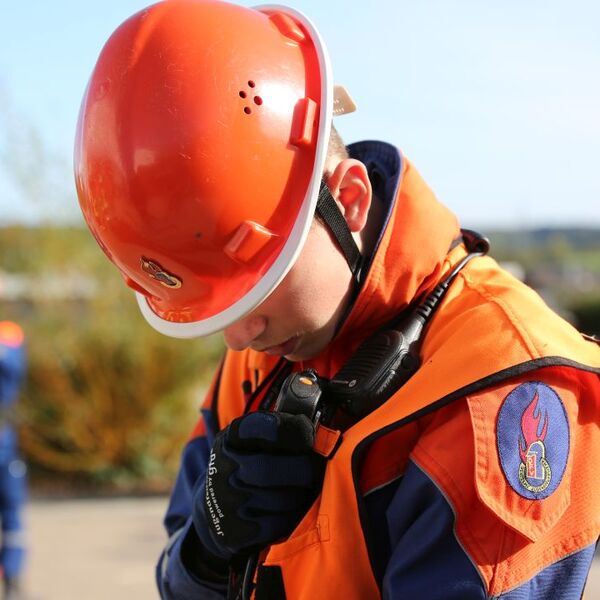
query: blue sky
1 0 599 228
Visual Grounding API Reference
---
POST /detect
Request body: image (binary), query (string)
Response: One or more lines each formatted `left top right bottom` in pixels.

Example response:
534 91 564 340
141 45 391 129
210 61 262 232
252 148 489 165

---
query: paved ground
18 496 600 599
23 497 168 600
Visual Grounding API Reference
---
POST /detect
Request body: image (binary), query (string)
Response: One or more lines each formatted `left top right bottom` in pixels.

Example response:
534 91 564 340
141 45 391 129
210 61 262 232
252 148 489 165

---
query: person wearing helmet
0 322 27 600
75 1 600 599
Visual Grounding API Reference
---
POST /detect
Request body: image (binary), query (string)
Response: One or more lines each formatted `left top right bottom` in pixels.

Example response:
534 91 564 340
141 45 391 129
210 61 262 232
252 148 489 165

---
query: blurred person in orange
74 1 600 598
0 321 27 600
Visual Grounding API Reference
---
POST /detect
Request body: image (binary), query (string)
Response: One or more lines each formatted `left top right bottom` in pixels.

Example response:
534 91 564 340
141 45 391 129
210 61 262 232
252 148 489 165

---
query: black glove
192 411 325 561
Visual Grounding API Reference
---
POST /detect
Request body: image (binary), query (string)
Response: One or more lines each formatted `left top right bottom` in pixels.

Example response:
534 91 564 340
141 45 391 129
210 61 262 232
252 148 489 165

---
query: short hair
314 125 349 228
324 124 349 175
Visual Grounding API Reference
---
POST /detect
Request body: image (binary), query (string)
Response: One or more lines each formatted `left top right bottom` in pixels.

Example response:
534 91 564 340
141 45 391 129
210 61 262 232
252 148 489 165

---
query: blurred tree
0 95 225 492
570 296 600 337
18 292 223 490
1 226 224 492
545 234 572 264
0 87 78 224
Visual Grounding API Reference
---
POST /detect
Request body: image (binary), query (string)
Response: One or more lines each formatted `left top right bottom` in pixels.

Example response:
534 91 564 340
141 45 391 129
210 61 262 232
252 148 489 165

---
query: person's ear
326 159 372 232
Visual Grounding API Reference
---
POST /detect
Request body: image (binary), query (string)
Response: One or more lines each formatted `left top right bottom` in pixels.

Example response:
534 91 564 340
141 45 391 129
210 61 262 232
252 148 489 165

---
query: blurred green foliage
488 229 600 274
488 228 600 336
570 296 600 337
1 225 224 493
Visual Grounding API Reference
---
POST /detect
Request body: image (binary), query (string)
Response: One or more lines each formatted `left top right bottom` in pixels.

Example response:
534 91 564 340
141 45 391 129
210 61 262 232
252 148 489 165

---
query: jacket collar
304 141 461 375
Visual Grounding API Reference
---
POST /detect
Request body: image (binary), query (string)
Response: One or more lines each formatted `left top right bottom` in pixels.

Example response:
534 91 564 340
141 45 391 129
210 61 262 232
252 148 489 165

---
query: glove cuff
183 519 231 582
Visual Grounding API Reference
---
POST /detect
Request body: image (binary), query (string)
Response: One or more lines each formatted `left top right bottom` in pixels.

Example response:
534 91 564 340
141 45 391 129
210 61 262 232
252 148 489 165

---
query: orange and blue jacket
158 142 600 599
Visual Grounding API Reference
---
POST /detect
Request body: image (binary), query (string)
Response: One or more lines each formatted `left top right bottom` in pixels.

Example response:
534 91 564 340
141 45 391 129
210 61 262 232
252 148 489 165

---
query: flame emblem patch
140 257 182 289
497 382 569 500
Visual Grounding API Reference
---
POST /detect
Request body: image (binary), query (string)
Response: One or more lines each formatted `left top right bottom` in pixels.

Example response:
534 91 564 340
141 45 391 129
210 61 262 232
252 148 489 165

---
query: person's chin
284 338 323 362
283 350 306 362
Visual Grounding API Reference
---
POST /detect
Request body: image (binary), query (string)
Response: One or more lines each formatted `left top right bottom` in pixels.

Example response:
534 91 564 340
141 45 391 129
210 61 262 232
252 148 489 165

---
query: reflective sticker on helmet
497 382 570 500
140 258 182 289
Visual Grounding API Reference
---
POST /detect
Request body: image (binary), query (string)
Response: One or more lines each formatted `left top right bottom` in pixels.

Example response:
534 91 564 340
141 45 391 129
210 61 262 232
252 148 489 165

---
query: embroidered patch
496 382 569 500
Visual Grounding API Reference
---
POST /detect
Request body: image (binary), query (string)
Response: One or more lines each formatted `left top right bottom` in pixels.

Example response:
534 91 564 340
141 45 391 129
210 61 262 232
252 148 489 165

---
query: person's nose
223 314 267 351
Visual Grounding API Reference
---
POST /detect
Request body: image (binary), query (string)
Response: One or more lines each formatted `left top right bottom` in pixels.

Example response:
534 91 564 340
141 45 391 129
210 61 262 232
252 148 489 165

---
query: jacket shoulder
412 365 600 595
457 257 600 366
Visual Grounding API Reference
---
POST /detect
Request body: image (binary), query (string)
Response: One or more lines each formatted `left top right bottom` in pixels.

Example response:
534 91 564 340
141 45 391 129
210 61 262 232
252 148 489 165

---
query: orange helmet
75 0 335 337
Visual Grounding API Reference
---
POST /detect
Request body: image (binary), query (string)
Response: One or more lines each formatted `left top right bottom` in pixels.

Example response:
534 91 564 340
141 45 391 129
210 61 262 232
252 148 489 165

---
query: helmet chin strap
316 180 364 285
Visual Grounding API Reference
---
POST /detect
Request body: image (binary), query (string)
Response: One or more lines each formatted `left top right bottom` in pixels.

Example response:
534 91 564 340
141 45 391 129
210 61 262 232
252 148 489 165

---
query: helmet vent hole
240 82 259 113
